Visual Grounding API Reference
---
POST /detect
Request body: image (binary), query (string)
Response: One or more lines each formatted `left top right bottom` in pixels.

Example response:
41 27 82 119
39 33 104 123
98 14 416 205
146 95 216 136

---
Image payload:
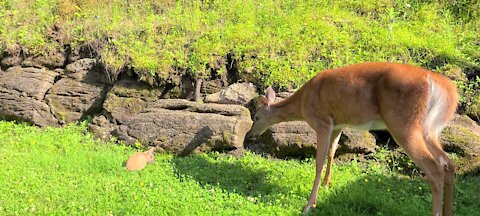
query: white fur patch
334 121 386 131
424 76 448 139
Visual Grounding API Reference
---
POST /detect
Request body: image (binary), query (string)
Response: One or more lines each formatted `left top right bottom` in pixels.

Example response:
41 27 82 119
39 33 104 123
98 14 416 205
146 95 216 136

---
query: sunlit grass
0 121 479 215
1 0 478 121
0 0 479 89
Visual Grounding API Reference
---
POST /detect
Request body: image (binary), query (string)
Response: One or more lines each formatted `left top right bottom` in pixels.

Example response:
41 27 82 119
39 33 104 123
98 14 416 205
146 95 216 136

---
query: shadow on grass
172 126 299 202
171 155 427 215
171 155 294 202
172 154 479 216
313 174 431 216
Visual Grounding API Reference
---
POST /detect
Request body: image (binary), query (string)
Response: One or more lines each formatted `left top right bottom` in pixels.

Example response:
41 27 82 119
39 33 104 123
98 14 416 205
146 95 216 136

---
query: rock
161 74 196 99
201 79 226 95
275 91 295 100
257 121 316 158
441 64 467 83
97 98 252 155
103 78 165 118
253 121 376 158
337 128 376 154
251 90 294 107
46 79 106 123
0 67 59 126
1 67 57 100
65 58 98 79
205 82 257 105
1 44 23 68
88 115 116 141
45 59 109 124
67 41 101 63
96 80 252 155
22 50 66 69
442 114 480 174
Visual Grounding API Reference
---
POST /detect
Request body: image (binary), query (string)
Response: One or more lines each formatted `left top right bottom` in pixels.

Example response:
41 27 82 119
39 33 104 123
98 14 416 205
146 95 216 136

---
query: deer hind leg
322 129 342 188
425 136 455 216
303 118 334 214
387 125 445 216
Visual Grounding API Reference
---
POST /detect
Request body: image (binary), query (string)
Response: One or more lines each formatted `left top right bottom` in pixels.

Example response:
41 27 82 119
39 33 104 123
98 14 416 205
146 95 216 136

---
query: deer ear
265 86 276 102
258 96 270 108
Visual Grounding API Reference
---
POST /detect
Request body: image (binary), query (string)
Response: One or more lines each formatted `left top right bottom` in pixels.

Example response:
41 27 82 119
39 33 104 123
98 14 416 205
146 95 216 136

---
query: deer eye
254 116 259 121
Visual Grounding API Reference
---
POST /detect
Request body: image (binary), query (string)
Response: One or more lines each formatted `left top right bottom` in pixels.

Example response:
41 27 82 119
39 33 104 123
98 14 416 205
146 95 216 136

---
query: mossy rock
103 79 164 115
442 115 480 175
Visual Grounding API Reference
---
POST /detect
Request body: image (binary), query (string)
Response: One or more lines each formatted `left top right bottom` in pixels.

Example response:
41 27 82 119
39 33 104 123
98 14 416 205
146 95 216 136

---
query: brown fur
249 62 458 216
125 147 156 171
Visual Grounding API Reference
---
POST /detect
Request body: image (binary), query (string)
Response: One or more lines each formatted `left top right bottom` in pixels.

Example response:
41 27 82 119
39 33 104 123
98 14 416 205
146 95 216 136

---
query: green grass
0 121 479 215
1 0 479 88
1 0 480 116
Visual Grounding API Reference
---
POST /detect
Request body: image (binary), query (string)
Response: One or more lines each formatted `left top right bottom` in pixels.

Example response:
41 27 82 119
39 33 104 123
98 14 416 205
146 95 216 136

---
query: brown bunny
125 147 155 171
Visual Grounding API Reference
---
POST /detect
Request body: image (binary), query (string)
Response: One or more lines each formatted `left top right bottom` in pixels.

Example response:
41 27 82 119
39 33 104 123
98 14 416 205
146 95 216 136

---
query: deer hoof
302 203 316 214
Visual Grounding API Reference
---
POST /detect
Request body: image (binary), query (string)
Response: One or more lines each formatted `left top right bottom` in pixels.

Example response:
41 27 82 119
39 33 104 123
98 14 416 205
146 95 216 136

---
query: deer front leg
322 129 342 188
303 121 333 214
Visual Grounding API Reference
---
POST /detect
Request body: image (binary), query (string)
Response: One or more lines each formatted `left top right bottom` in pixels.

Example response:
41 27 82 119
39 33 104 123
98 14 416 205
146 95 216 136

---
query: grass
0 121 479 215
1 0 479 116
0 0 479 87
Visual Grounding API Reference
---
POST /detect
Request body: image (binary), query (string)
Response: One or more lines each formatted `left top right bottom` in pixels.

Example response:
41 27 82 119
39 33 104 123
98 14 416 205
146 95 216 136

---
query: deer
247 62 458 216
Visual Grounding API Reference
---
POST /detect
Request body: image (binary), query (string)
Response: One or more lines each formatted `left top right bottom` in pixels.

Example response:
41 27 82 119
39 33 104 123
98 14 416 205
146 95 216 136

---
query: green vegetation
1 0 479 88
1 1 479 214
2 0 479 116
0 121 479 215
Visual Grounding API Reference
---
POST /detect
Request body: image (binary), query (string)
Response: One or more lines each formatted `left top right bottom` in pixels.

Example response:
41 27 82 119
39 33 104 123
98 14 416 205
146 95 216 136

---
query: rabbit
125 147 156 171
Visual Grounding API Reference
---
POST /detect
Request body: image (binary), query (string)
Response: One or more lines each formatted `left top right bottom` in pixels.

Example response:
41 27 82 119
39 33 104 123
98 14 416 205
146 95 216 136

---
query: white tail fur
424 76 449 140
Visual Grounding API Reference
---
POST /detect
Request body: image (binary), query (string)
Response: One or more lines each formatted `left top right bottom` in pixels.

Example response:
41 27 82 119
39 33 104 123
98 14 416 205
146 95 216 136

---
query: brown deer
248 62 458 216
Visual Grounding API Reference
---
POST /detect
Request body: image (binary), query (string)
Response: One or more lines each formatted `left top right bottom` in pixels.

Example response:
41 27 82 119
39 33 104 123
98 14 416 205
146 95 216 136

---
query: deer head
248 87 277 137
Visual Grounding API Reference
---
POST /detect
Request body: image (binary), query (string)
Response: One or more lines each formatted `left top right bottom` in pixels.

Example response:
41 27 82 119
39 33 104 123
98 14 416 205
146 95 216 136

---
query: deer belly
334 121 386 130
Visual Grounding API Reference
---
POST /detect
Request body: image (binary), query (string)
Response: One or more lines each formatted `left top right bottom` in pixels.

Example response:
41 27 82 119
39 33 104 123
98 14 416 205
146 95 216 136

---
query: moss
158 135 169 142
441 115 480 175
468 95 480 117
104 95 146 114
56 111 67 122
48 99 72 122
222 130 233 144
362 131 376 147
454 156 480 175
443 126 480 149
1 0 479 89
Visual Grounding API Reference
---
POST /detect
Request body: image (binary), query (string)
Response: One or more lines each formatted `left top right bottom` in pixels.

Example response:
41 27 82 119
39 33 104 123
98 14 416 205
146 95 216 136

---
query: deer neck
270 90 304 123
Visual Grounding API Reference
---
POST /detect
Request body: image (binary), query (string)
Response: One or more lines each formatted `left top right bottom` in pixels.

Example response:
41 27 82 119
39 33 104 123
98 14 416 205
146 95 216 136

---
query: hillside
1 0 479 116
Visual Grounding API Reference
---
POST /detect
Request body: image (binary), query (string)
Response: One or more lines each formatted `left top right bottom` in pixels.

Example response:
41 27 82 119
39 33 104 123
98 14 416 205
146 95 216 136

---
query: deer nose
245 130 255 139
245 131 252 139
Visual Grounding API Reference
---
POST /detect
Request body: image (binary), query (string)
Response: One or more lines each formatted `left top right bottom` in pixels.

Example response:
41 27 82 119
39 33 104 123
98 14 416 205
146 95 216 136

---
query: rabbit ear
148 147 155 154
